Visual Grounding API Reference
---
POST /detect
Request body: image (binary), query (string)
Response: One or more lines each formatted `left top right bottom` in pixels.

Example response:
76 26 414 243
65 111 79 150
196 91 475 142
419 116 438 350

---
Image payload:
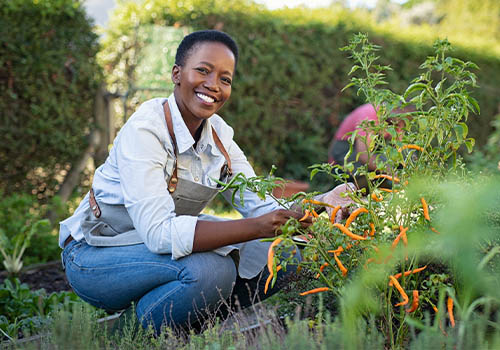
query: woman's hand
256 209 313 238
316 183 356 223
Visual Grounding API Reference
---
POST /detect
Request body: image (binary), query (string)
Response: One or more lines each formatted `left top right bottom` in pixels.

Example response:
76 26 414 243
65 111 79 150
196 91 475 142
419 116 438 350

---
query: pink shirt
334 104 378 140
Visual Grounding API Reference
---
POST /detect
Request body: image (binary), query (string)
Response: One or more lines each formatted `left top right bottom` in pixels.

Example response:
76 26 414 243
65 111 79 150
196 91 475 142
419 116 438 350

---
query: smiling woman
58 30 354 334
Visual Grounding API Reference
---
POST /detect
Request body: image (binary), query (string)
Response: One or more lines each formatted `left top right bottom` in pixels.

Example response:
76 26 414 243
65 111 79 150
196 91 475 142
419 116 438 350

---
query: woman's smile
196 92 217 104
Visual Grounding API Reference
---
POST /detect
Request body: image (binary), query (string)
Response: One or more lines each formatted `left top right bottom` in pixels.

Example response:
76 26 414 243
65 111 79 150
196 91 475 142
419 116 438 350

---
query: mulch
0 261 72 294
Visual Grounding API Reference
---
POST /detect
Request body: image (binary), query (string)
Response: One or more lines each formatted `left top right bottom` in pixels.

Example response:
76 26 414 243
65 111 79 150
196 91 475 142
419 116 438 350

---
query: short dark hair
175 30 239 69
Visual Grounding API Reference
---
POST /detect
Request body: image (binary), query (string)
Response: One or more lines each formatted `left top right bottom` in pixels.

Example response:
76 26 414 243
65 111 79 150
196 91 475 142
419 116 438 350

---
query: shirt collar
167 94 219 155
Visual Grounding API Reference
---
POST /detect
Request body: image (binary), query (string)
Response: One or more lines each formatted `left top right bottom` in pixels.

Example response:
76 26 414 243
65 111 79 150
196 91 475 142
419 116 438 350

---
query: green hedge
0 0 102 197
101 0 500 181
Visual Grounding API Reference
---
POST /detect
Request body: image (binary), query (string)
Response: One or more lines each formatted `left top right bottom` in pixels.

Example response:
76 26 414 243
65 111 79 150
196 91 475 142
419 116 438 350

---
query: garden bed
0 260 71 294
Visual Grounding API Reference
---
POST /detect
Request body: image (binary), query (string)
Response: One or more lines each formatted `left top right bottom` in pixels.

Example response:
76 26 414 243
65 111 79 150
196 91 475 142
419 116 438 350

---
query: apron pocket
173 195 209 216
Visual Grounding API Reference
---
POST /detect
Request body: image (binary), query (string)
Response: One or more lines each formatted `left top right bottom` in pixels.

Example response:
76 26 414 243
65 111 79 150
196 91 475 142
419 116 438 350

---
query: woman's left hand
315 183 356 222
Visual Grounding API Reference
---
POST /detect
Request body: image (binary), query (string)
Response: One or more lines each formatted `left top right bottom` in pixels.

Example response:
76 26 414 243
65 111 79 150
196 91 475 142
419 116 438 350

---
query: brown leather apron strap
163 102 179 193
211 128 232 177
89 188 101 218
163 101 232 193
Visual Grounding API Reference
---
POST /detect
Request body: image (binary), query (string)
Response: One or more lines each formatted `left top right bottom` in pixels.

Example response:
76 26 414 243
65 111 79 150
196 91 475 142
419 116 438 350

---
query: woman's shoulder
121 98 167 133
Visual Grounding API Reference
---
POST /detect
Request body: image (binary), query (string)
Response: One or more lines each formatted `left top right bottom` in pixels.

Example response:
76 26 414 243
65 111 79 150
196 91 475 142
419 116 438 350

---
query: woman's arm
193 209 310 251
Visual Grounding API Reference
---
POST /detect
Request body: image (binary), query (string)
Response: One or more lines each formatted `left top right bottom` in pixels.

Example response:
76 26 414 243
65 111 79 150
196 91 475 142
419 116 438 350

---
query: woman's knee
136 253 237 331
178 252 237 300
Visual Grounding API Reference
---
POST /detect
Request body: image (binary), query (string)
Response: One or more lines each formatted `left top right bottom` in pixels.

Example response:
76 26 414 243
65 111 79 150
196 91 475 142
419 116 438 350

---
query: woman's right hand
256 209 313 238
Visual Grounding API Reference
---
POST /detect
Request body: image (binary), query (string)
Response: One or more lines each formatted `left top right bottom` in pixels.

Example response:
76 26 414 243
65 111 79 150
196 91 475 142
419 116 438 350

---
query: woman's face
172 41 235 125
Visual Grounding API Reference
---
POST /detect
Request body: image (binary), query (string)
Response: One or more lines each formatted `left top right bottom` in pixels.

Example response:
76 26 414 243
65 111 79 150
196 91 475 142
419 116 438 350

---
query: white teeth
196 93 215 103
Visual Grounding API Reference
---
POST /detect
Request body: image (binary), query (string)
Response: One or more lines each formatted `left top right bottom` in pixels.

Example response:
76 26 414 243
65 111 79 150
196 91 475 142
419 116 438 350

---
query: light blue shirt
59 95 281 263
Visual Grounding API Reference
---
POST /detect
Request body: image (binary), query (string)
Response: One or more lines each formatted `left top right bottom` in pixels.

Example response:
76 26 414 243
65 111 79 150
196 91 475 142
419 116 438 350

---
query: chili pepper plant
219 34 499 348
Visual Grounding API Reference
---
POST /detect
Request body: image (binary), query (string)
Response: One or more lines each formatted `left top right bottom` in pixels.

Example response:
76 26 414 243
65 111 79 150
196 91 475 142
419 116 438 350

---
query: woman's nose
203 74 219 91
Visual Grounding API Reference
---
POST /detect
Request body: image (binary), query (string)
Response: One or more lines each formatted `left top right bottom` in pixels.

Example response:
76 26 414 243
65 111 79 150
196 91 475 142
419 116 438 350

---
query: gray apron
80 102 271 278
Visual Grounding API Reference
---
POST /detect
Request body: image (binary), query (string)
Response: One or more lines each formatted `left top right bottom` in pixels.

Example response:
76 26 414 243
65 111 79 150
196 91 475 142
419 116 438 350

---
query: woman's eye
221 77 232 85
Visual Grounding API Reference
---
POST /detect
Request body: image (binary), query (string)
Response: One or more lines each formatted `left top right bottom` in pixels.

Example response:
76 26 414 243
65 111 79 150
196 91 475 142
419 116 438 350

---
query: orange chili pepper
328 246 344 255
299 210 310 222
330 205 341 224
267 238 283 274
400 226 408 246
345 207 369 228
431 226 440 234
421 197 430 221
373 174 400 183
264 265 282 294
447 297 455 327
406 290 419 313
380 188 397 192
369 222 375 236
392 226 408 249
371 192 383 202
311 209 319 218
300 287 330 296
315 262 330 278
333 223 367 241
398 144 424 153
302 199 336 208
389 265 427 286
334 254 348 276
388 275 409 307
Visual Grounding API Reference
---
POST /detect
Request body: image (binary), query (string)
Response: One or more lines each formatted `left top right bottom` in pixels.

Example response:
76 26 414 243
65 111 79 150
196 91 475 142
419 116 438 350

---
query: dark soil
0 261 72 294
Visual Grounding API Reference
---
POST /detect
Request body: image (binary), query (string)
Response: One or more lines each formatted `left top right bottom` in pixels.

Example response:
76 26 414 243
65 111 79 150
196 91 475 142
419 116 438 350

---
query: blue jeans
62 240 300 333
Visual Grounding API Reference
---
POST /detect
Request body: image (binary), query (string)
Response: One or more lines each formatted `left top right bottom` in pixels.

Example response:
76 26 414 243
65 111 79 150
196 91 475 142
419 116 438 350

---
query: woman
60 30 352 333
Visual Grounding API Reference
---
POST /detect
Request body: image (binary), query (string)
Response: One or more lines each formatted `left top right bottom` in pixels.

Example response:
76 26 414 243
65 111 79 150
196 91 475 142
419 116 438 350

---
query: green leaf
417 117 428 131
465 138 475 153
341 82 355 92
403 83 428 99
310 168 319 181
467 96 480 114
348 65 360 75
454 124 464 142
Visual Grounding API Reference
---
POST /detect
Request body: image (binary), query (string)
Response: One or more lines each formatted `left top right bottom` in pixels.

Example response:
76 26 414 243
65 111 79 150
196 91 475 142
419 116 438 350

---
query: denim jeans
62 240 300 333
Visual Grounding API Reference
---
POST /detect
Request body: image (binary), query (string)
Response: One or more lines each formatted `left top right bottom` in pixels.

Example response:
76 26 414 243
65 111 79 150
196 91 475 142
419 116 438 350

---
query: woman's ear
171 64 181 85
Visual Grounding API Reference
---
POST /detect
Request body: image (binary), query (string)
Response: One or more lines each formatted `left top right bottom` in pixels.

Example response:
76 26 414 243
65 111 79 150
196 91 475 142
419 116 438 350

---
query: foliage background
100 0 500 183
0 0 102 198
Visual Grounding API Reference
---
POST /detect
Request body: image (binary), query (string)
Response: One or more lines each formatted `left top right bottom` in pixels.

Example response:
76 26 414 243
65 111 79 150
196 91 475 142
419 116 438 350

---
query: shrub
0 0 102 198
